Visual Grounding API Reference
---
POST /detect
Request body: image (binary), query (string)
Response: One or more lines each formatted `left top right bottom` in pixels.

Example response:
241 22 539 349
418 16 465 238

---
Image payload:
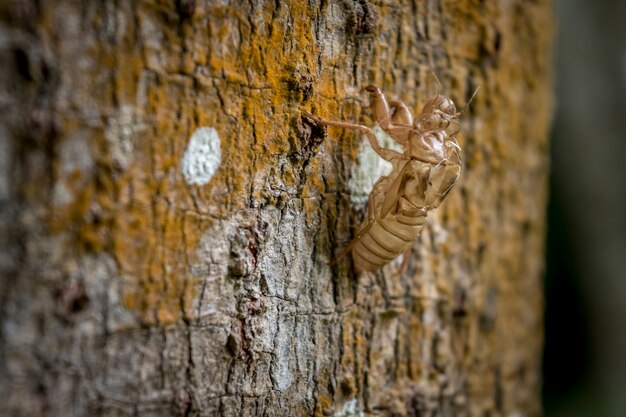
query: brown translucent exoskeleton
304 84 478 272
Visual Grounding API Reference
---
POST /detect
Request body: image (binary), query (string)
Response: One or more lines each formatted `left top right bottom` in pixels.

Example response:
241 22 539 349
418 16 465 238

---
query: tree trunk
0 1 552 416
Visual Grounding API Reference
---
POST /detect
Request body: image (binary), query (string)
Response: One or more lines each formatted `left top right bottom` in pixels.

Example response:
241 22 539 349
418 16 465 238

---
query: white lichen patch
273 319 295 391
53 130 94 206
348 126 403 205
104 105 146 169
191 218 236 319
333 399 363 417
52 182 74 206
70 254 137 334
182 127 222 186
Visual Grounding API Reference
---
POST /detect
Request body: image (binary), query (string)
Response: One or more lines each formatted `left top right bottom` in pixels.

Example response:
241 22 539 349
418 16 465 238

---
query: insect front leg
424 161 462 210
302 111 402 161
388 100 413 126
364 84 392 129
365 85 412 145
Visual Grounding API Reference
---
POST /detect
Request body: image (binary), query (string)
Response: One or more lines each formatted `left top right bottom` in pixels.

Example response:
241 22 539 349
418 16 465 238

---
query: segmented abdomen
352 206 426 272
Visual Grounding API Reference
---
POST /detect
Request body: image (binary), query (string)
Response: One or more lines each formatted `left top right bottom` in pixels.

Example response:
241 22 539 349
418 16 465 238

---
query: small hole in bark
340 378 356 396
13 48 33 81
494 31 502 53
176 0 196 19
292 113 327 163
452 284 468 318
226 334 239 356
55 281 90 317
343 0 379 36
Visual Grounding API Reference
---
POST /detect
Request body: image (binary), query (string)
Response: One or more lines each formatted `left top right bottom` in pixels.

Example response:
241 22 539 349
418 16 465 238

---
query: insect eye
439 99 456 115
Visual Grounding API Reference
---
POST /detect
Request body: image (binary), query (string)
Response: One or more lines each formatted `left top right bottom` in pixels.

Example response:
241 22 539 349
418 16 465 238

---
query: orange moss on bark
1 0 552 415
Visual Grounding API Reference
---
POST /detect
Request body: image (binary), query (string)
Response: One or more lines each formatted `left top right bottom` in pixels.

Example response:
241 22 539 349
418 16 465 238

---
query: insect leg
380 161 413 218
424 162 461 210
388 100 413 126
364 84 392 129
365 86 412 145
302 111 402 161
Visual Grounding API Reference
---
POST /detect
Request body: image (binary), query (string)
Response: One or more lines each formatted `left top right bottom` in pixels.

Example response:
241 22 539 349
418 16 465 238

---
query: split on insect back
303 81 479 273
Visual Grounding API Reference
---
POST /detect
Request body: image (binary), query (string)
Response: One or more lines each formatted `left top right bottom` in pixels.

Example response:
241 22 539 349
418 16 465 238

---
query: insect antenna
455 86 480 117
426 71 444 97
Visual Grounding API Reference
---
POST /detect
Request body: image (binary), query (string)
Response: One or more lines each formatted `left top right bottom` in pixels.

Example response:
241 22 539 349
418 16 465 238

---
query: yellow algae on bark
0 1 551 416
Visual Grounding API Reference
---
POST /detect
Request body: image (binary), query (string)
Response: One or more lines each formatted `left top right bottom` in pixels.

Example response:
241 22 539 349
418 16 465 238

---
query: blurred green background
543 0 626 416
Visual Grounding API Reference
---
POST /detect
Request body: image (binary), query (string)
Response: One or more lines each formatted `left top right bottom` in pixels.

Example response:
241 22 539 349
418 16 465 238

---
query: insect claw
433 158 449 169
363 84 380 94
445 141 461 152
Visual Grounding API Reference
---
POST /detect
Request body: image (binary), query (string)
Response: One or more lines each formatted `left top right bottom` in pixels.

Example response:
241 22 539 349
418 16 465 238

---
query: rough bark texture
0 1 552 416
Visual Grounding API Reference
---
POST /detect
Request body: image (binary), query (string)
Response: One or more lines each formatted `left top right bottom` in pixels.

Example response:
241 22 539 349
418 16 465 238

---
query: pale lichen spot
52 182 74 206
53 130 94 206
430 221 449 247
348 126 402 205
104 106 146 170
333 399 363 417
273 324 295 391
182 127 222 186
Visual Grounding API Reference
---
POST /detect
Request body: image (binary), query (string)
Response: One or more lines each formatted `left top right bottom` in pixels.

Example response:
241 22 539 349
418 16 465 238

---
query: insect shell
304 84 475 272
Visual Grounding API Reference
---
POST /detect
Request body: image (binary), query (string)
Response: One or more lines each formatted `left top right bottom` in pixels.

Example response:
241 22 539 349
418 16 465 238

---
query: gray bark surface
0 1 552 416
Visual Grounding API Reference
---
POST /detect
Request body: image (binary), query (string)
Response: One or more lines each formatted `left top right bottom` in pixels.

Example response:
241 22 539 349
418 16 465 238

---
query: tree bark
0 1 552 416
